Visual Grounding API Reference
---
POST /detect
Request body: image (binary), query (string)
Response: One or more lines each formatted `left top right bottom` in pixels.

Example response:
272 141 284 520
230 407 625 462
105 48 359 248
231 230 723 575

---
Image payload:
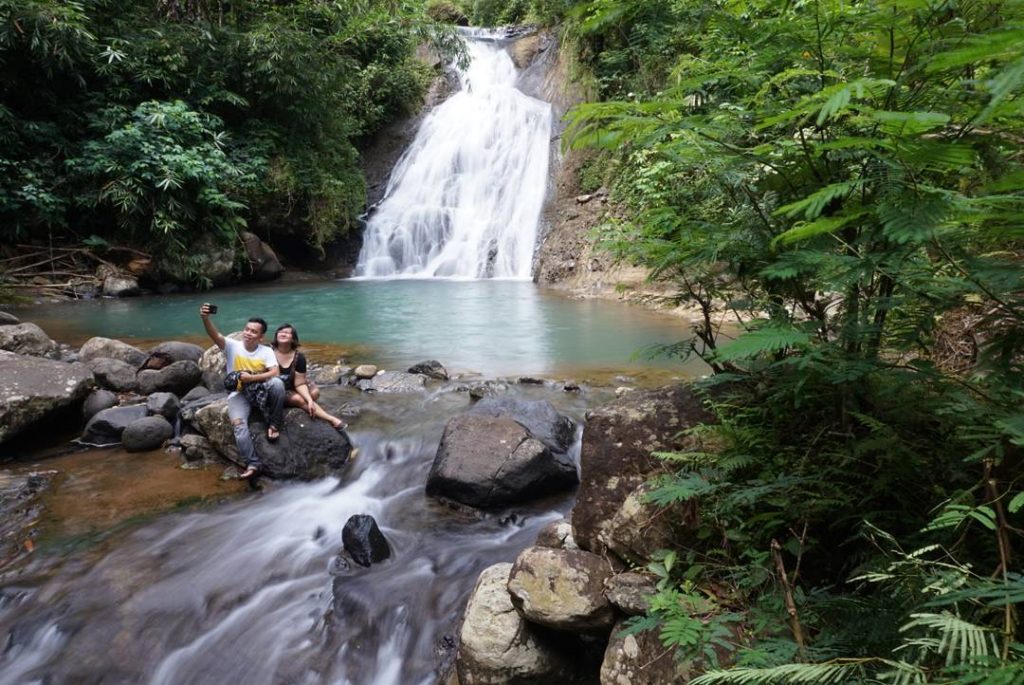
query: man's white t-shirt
224 338 277 395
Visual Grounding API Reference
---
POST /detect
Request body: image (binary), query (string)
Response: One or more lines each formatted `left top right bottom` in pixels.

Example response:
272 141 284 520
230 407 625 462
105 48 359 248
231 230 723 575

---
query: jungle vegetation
0 0 459 280
479 0 1021 682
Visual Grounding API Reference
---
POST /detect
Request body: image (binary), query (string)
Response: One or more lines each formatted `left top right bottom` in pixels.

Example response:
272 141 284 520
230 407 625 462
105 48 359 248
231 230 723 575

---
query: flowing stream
355 30 552 278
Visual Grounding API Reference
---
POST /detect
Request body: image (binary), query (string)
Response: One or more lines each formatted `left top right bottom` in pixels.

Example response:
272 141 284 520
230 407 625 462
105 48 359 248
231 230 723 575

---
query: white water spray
355 32 553 279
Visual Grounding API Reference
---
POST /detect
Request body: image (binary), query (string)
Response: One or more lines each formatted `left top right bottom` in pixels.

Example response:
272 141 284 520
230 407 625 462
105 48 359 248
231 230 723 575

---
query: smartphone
207 304 218 314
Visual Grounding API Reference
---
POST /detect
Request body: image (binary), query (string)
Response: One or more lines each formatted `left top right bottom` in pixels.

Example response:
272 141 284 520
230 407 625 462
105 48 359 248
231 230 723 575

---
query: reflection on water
12 280 703 379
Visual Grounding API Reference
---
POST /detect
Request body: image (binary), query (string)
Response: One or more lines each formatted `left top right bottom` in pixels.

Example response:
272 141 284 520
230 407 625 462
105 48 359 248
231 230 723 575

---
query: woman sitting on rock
272 324 347 432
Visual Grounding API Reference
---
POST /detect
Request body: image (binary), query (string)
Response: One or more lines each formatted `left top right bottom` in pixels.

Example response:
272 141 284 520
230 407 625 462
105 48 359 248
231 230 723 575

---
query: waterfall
354 31 553 279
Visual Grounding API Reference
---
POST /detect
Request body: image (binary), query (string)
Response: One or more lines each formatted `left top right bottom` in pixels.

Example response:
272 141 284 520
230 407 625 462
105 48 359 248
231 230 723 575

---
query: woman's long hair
271 323 300 350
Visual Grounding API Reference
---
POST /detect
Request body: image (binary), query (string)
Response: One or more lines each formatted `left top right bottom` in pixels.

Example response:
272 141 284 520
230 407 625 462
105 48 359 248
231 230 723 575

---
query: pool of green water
14 279 705 379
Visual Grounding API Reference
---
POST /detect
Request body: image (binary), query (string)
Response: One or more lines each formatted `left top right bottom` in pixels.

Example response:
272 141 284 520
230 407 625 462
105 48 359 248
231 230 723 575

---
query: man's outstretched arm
199 303 226 350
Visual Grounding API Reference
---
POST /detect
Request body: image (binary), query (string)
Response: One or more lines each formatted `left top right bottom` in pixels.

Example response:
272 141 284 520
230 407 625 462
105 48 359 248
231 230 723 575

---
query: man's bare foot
240 466 258 479
267 426 280 442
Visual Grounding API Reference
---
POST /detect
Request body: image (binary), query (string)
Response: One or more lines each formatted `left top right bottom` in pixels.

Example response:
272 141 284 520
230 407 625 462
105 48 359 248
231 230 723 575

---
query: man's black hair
248 317 268 335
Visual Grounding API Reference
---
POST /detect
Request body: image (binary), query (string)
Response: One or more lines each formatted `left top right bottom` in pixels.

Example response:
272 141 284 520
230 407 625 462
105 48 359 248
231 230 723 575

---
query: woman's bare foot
330 418 348 432
267 426 280 442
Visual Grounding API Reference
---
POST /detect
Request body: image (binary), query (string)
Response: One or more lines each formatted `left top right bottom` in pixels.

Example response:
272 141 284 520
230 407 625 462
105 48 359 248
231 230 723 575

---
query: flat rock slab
0 351 94 444
467 397 576 454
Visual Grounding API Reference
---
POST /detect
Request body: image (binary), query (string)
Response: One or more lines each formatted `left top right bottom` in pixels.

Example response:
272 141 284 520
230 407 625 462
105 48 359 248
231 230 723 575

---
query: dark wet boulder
0 322 58 358
248 410 353 480
180 385 210 403
408 359 449 380
572 385 713 555
242 231 284 281
146 392 180 421
80 404 148 445
0 351 94 444
122 415 173 452
467 397 576 454
137 360 202 396
149 341 204 364
507 546 616 632
0 311 19 326
426 414 578 509
179 391 228 423
86 357 139 392
82 389 119 422
341 514 391 567
79 337 147 367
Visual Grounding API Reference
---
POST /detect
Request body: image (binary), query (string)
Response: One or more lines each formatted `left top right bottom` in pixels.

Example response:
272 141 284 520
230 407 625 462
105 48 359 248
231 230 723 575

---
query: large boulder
149 341 204 364
341 514 391 567
122 415 173 452
507 546 616 632
155 235 235 287
80 404 148 445
604 481 699 566
191 398 238 461
0 351 94 444
146 392 180 421
101 274 141 297
82 389 119 422
467 397 576 454
356 370 425 393
573 385 712 555
457 563 585 685
241 231 284 281
199 343 227 390
79 337 147 367
604 572 657 617
535 520 579 551
426 414 578 509
0 322 58 358
600 619 694 685
86 357 139 392
137 360 202 396
0 311 20 325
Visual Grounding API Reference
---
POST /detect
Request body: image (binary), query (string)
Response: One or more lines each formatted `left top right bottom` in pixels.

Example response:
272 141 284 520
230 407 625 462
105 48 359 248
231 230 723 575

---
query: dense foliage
549 0 1023 681
0 0 456 276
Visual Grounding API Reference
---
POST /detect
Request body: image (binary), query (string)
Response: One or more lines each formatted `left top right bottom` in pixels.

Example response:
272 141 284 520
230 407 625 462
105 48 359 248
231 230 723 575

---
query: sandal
267 426 280 442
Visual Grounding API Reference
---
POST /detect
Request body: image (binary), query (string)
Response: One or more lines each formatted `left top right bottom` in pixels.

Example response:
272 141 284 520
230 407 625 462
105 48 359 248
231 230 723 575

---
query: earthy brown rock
604 572 657 617
507 547 616 632
572 385 712 555
0 351 94 444
600 619 694 685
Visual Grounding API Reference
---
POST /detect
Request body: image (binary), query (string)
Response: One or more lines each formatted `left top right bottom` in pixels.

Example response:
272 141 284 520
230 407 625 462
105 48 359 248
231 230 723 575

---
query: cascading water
355 30 552 279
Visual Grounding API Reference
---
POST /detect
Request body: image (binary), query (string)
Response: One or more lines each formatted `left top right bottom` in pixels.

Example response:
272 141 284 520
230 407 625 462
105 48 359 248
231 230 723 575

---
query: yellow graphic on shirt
233 355 267 373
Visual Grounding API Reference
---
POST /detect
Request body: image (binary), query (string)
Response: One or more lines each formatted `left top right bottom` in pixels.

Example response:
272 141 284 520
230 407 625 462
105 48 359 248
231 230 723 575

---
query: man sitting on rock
200 304 284 479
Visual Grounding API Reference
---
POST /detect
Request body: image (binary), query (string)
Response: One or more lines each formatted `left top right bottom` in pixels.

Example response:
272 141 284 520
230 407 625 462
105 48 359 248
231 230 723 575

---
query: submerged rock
0 351 94 444
341 514 391 567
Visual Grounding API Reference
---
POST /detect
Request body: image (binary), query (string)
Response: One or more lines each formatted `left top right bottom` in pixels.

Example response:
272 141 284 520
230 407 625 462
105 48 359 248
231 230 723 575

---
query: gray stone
86 357 138 392
357 370 425 393
604 481 699 567
457 563 583 685
535 520 579 550
179 433 222 464
179 391 228 422
122 415 173 452
604 572 657 617
600 619 694 685
191 399 238 461
149 341 204 364
341 514 391 567
0 322 58 358
353 364 378 379
0 351 94 444
156 235 234 287
507 546 616 632
137 360 202 396
82 389 119 422
0 311 20 326
426 414 578 509
102 275 141 297
146 392 180 421
408 359 449 380
180 386 211 403
573 385 712 555
468 397 576 454
308 364 351 386
241 231 284 281
80 404 148 446
79 337 147 367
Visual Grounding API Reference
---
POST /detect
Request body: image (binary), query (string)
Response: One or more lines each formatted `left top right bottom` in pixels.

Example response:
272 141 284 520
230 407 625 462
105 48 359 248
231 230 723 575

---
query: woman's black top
277 351 307 392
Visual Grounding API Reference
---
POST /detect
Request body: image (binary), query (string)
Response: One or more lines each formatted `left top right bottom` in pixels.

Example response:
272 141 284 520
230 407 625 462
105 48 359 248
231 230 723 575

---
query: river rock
604 481 699 566
149 341 204 364
179 433 221 464
0 470 56 570
601 619 694 685
155 235 234 287
507 546 616 632
249 410 353 479
0 311 19 325
357 370 425 393
0 322 58 358
426 414 578 509
604 572 657 616
467 397 576 454
146 392 180 421
573 385 713 555
308 364 351 386
0 351 94 444
353 364 378 379
408 360 449 380
535 520 579 550
341 514 391 567
181 386 210 403
80 404 148 445
180 392 228 423
191 398 238 461
468 381 508 400
457 563 584 685
102 274 141 297
242 231 284 281
137 360 202 396
82 388 119 422
86 357 139 392
122 415 173 452
79 337 147 367
199 343 227 389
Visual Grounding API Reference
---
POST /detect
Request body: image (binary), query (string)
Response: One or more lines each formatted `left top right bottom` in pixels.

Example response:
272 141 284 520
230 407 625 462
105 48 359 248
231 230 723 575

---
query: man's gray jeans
227 376 285 468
